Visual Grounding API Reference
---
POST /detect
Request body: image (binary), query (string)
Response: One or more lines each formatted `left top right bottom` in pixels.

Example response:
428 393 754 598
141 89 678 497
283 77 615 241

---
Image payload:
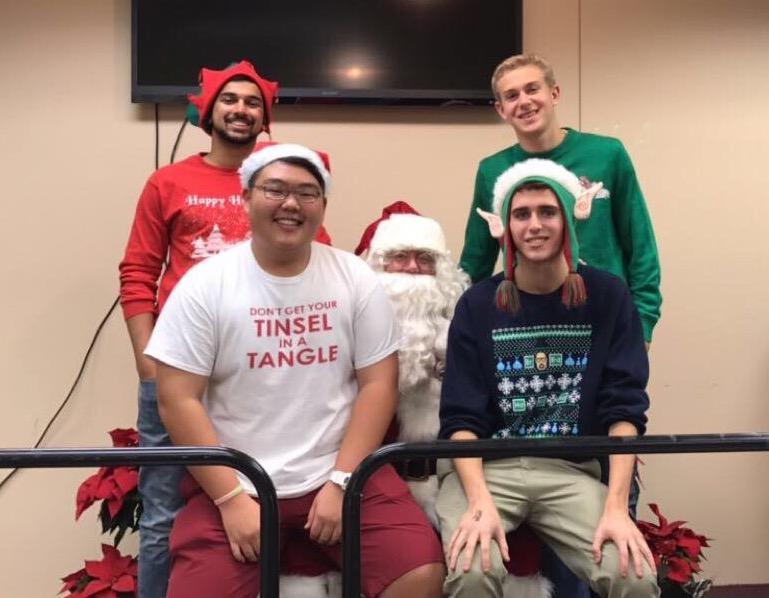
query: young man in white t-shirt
145 143 445 598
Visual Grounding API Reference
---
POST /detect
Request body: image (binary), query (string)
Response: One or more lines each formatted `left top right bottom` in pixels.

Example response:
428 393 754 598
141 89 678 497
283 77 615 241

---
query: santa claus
354 201 469 526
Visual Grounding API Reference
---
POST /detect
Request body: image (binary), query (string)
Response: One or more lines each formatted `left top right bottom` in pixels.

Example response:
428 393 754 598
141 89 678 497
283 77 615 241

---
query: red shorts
167 465 443 598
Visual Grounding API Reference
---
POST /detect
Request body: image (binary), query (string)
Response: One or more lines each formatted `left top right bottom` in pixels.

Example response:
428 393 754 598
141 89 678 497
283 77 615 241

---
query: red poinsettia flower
638 503 687 538
678 528 710 560
108 428 139 448
637 503 712 589
666 555 694 584
76 469 107 520
75 466 138 520
60 545 137 597
83 544 137 595
75 429 140 520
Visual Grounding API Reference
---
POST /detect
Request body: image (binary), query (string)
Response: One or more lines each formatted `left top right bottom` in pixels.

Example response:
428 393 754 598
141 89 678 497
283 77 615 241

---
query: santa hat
239 142 332 193
354 201 447 257
491 158 602 312
187 60 279 135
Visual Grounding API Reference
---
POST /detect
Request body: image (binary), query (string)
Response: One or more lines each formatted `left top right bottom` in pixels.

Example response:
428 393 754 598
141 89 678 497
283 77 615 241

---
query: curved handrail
341 433 769 598
0 446 280 598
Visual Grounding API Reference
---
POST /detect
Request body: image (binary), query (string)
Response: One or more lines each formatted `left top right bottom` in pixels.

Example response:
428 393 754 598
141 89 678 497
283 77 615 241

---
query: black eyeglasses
252 184 323 204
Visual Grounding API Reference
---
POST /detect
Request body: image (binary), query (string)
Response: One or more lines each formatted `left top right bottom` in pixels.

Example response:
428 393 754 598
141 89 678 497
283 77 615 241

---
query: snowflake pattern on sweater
491 324 592 438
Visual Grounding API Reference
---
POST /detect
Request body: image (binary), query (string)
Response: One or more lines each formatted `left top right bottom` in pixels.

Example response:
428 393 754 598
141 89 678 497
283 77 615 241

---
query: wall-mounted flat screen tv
132 0 523 106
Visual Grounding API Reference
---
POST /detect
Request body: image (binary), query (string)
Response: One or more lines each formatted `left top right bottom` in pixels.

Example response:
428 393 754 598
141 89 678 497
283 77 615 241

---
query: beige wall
1 0 768 595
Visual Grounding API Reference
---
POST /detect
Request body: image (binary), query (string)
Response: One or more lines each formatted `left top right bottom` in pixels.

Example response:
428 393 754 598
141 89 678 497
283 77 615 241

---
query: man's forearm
126 313 156 379
451 430 492 505
604 421 639 512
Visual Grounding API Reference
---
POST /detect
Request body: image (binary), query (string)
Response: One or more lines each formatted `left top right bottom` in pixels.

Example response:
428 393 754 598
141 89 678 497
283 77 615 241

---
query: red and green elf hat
490 158 602 311
187 60 279 135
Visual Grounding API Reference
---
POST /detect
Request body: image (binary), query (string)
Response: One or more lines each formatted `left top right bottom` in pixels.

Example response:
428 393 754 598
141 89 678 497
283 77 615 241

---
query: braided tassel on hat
560 226 587 308
495 201 522 313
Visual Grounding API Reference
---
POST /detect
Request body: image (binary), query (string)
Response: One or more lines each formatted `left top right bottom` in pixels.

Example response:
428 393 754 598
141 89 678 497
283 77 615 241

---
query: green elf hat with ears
476 158 603 313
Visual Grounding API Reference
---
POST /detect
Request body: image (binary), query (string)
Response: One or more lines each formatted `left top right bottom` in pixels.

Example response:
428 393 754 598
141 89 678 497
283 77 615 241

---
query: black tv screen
132 0 522 106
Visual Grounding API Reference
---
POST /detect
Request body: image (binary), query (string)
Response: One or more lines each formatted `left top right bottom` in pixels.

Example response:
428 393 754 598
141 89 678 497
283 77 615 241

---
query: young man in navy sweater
436 158 659 598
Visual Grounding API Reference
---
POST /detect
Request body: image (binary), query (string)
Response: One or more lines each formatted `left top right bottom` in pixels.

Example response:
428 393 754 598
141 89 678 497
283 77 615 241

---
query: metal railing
0 446 280 598
341 433 769 598
6 434 769 597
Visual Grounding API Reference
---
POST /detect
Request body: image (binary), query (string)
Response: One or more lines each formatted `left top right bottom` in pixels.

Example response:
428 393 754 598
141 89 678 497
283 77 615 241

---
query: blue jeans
137 380 184 598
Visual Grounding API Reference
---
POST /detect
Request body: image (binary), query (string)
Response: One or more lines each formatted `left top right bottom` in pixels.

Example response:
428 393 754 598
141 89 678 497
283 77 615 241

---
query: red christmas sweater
119 154 331 319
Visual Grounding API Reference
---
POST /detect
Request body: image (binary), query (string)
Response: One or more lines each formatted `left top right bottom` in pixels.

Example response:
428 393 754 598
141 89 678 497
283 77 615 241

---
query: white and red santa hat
354 201 447 257
238 141 332 193
239 141 334 246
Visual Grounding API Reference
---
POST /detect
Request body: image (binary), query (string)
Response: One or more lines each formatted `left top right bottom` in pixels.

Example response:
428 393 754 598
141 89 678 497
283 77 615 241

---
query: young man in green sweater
460 54 661 345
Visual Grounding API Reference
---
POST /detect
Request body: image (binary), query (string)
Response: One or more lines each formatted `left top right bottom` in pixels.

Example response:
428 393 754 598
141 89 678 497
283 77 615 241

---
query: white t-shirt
145 241 399 498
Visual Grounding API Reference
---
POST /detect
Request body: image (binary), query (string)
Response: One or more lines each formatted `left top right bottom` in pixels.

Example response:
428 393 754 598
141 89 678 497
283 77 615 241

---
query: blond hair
491 54 556 99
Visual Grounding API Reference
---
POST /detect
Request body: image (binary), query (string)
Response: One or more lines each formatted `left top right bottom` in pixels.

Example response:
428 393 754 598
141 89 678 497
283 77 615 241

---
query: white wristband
213 483 244 507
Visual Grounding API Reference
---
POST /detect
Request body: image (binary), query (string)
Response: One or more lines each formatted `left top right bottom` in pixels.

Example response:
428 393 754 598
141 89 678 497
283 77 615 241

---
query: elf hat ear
574 182 603 220
476 207 505 239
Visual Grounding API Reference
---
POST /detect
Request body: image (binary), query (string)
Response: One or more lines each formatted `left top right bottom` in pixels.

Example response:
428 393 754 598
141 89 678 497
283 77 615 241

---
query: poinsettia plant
59 544 137 598
75 429 143 546
637 503 713 598
61 428 141 597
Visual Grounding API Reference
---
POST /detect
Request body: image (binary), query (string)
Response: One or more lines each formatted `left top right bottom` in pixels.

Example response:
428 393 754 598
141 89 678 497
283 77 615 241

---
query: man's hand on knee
592 507 657 579
305 481 343 545
447 498 510 573
219 493 262 563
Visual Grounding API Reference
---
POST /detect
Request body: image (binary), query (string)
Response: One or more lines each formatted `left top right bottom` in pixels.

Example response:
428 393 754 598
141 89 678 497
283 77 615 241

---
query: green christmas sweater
459 128 661 341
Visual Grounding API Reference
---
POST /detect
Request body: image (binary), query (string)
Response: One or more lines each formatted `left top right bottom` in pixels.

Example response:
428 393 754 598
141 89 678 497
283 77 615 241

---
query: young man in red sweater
118 60 279 598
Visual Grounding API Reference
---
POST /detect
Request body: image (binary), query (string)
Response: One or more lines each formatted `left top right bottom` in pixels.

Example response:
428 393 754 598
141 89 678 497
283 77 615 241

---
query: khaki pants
436 457 659 598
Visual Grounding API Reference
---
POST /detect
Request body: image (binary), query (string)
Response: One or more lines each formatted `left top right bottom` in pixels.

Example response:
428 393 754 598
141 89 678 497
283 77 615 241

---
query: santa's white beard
378 273 452 393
